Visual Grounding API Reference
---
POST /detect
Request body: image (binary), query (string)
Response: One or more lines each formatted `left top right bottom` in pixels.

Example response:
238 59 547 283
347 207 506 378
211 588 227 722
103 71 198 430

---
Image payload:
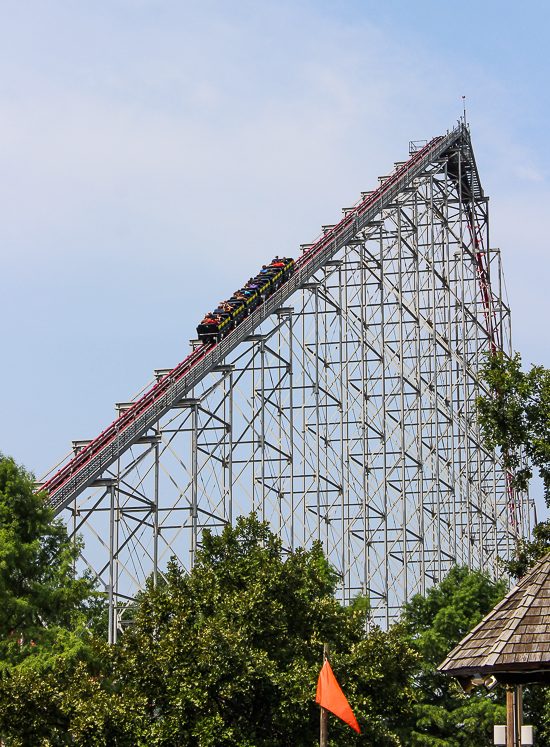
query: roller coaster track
41 124 470 514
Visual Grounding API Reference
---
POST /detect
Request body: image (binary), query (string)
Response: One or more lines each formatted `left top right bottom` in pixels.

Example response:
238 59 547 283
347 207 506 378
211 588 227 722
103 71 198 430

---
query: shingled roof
438 552 550 685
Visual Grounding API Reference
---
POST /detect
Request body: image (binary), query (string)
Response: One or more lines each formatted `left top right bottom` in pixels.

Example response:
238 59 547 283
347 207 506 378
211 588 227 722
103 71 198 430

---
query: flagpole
320 643 329 747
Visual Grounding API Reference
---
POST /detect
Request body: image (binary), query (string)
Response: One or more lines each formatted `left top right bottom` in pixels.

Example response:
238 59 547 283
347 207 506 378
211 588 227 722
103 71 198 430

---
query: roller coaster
197 257 295 344
38 123 533 637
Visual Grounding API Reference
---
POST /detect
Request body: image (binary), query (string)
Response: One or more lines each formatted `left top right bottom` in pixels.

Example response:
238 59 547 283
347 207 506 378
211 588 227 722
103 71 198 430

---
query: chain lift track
39 124 532 634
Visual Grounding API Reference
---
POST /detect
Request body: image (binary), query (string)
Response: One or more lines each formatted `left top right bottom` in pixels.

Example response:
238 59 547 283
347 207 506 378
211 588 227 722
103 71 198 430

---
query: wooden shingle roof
438 552 550 684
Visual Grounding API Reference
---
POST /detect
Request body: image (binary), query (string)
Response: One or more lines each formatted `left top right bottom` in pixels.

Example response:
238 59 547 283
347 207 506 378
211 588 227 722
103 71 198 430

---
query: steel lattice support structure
39 126 533 638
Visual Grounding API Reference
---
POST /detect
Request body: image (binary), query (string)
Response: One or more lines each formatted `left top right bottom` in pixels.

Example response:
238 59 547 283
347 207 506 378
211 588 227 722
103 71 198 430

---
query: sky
1 0 550 518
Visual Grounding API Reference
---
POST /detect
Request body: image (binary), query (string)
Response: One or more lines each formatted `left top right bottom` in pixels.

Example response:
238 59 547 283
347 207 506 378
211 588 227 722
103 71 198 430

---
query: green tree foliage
476 351 550 577
476 350 550 505
0 654 147 747
110 515 417 746
502 520 550 580
0 454 105 672
0 514 418 746
398 566 508 747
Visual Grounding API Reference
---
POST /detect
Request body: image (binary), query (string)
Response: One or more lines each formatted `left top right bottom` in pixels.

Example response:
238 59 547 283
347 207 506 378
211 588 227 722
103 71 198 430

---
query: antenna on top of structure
462 95 467 129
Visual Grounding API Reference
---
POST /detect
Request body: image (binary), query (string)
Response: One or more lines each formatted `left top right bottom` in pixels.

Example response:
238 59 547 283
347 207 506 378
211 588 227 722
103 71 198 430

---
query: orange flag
315 660 360 733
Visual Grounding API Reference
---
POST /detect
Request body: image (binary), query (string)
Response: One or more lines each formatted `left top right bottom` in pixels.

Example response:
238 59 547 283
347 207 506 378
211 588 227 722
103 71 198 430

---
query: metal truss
40 127 533 637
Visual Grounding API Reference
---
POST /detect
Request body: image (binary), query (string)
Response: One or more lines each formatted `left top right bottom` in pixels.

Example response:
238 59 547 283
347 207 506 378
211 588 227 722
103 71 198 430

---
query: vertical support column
251 338 257 513
274 307 294 547
300 288 307 550
339 261 346 604
516 686 523 747
190 402 198 566
360 239 370 617
108 483 115 645
72 496 77 575
379 221 389 626
430 175 442 584
397 204 407 601
228 369 233 526
314 286 321 545
507 686 515 747
153 430 159 586
413 190 426 596
260 338 266 523
111 466 120 644
288 311 295 550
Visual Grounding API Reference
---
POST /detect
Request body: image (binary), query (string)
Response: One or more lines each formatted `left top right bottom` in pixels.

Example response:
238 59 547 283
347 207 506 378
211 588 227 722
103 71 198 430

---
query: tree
476 350 550 507
114 514 417 746
476 350 550 576
398 565 508 747
500 520 550 579
0 655 147 747
0 514 418 746
0 454 105 672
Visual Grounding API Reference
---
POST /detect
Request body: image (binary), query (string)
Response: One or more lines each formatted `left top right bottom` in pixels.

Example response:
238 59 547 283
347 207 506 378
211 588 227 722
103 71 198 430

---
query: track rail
42 124 467 513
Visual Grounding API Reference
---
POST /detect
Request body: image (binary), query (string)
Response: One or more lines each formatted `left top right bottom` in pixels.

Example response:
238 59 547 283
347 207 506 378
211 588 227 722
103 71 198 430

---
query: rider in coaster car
201 313 217 325
271 255 285 267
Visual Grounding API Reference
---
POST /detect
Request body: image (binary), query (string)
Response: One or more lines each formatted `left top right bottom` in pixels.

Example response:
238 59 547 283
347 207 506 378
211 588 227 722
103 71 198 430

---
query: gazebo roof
438 552 550 685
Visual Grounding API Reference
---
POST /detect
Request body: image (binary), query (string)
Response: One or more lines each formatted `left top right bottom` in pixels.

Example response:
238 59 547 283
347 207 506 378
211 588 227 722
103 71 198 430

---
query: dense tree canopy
476 351 550 576
477 350 550 506
0 454 105 672
110 516 418 746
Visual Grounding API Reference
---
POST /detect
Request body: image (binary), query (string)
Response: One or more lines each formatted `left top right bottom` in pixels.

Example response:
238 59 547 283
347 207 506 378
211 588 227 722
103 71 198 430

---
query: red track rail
292 136 445 276
40 342 213 499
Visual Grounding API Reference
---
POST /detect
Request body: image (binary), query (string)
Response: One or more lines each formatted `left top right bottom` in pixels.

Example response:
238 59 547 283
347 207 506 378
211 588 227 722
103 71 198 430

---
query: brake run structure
39 124 532 638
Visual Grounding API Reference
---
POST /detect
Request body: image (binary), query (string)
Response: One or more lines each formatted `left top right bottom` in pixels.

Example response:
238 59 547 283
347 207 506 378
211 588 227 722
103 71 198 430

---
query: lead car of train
197 257 295 344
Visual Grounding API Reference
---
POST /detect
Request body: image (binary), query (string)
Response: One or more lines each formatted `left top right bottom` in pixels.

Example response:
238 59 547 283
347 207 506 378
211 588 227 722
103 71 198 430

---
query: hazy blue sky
1 0 549 514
